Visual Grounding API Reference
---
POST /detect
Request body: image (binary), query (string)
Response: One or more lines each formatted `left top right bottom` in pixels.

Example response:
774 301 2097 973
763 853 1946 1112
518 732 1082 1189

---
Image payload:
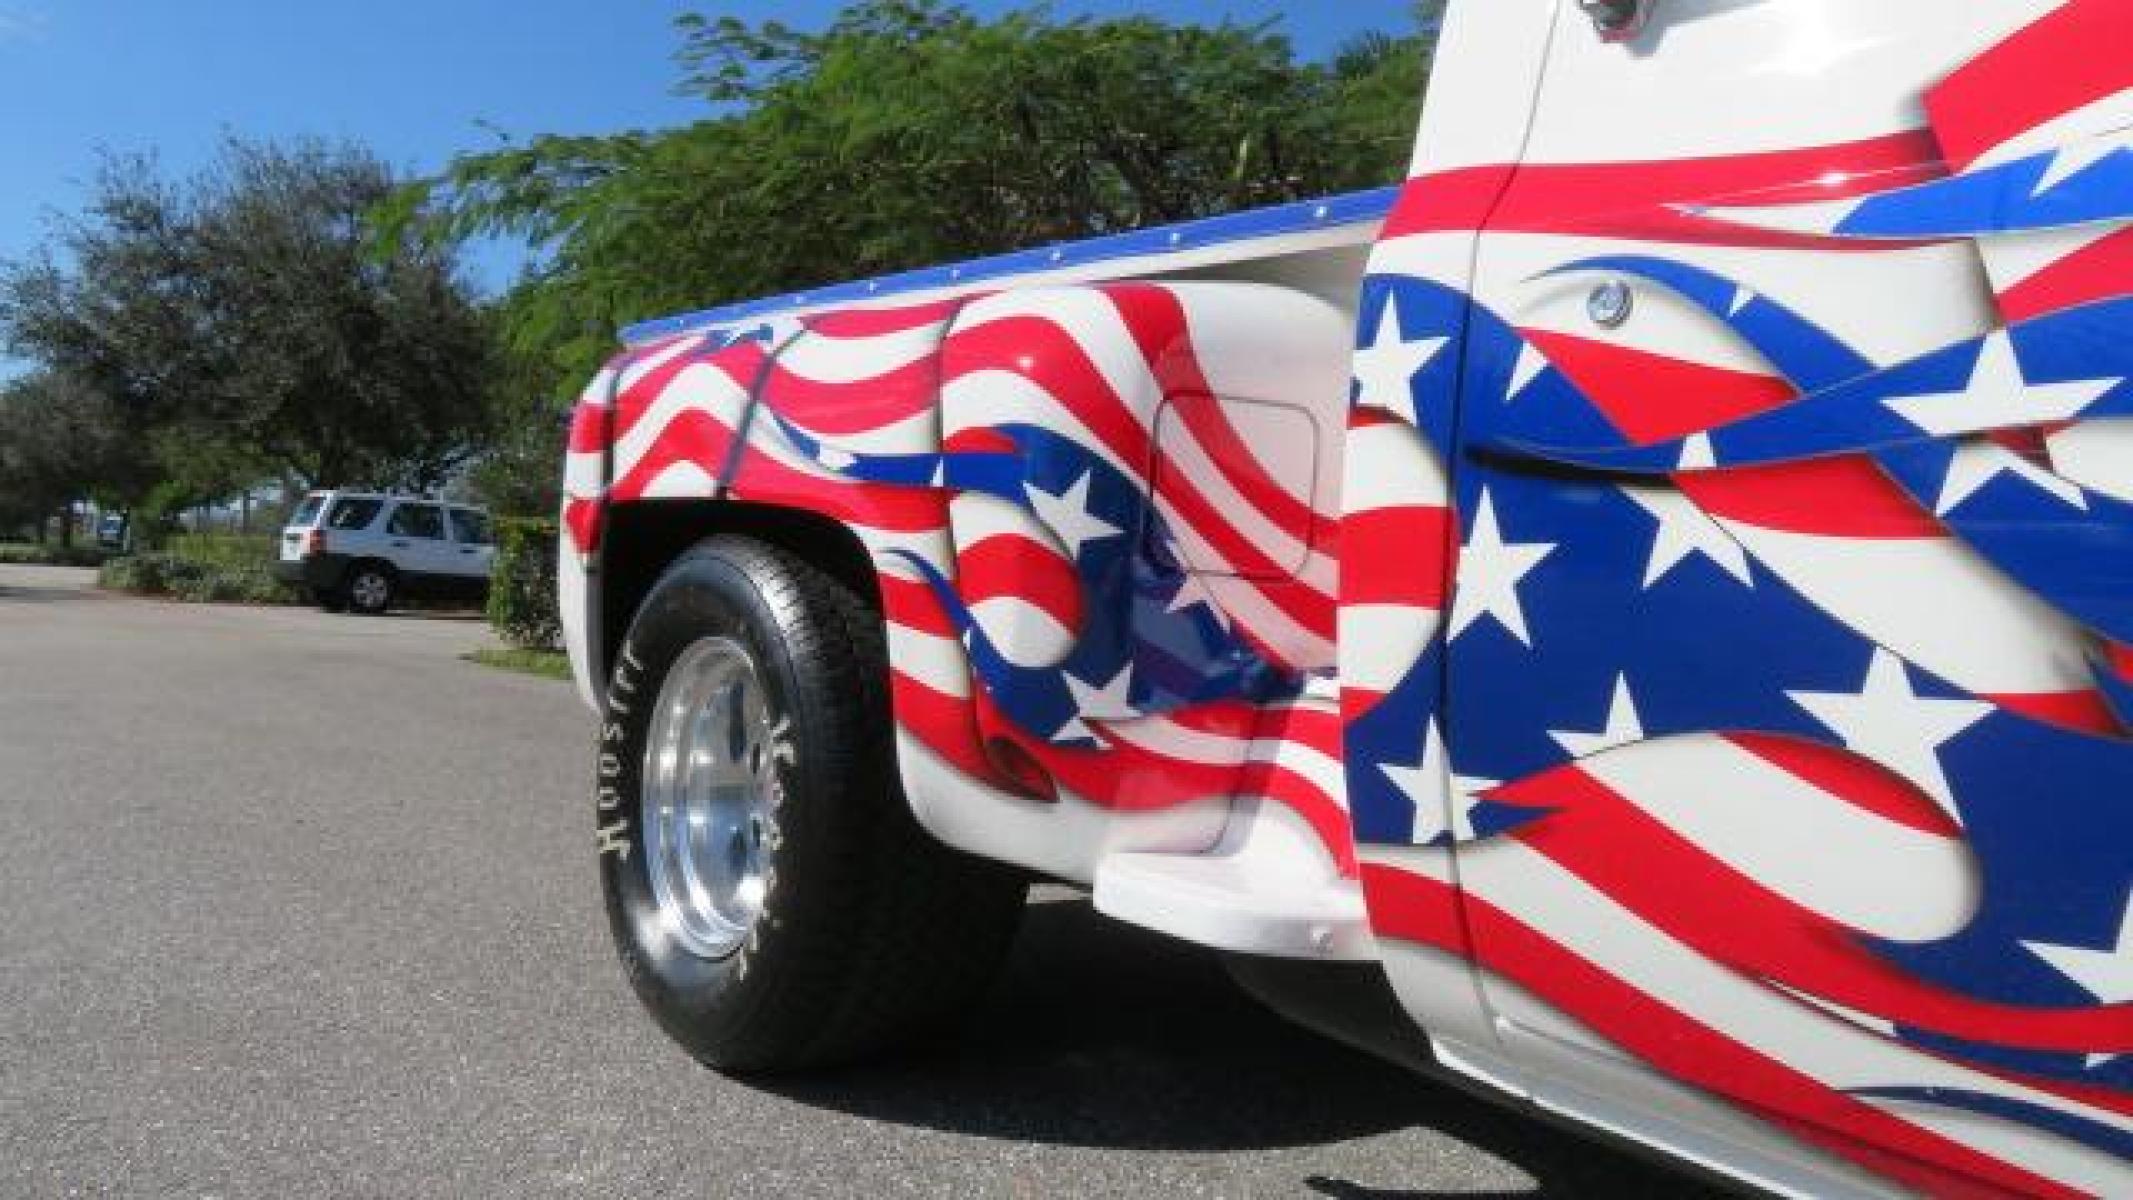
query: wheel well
598 498 882 677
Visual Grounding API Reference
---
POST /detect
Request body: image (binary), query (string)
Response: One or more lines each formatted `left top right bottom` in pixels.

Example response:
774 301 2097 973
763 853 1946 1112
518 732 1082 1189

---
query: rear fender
580 283 1358 889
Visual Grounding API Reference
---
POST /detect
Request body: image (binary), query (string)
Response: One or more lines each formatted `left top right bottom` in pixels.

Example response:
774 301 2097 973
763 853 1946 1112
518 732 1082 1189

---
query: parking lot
0 565 1713 1197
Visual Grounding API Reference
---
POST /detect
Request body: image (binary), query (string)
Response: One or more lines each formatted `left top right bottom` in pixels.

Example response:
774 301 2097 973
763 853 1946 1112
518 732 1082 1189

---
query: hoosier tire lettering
594 647 639 857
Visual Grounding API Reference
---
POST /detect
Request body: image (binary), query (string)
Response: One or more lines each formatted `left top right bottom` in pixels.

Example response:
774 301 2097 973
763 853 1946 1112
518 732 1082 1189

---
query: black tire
344 562 394 615
598 535 1027 1073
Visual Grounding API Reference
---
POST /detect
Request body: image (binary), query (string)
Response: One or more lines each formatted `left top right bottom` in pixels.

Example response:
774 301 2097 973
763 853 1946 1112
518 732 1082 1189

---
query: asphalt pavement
0 565 1717 1198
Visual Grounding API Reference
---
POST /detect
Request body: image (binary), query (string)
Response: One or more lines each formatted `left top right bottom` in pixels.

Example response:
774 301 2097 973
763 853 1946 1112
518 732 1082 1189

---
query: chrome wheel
642 636 778 960
349 570 391 612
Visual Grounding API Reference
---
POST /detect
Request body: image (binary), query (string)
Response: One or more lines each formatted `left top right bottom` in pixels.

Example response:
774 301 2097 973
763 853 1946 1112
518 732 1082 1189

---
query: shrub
0 542 107 567
98 552 291 605
164 533 275 570
487 517 562 651
98 555 160 593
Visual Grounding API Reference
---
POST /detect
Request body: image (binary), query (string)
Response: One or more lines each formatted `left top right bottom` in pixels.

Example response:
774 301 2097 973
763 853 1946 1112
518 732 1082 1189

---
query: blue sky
0 0 1422 302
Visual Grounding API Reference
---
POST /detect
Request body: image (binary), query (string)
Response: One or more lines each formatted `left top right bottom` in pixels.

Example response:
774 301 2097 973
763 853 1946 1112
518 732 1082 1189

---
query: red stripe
759 354 940 436
610 340 756 443
1999 225 2133 323
1342 505 1451 609
1677 459 1947 540
1238 756 1356 875
1250 700 1344 757
1148 699 1262 740
1364 864 2085 1199
1925 0 2133 171
1016 722 1239 814
1159 390 1322 549
805 299 962 338
944 311 1334 640
1105 285 1323 547
1359 862 1470 953
1521 330 1798 444
878 574 957 640
890 670 1013 791
944 427 1018 455
1523 332 1947 538
1984 689 2124 737
1379 165 1519 238
1727 733 1960 837
610 409 950 533
1340 685 1387 730
724 454 950 532
563 497 601 556
1497 765 2132 1057
1390 133 1944 252
567 402 608 454
1348 406 1409 430
954 533 1083 634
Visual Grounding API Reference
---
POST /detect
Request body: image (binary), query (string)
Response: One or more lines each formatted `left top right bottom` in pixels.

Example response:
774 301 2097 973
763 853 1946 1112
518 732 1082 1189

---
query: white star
1883 330 2120 439
1049 713 1100 746
1353 298 1448 419
1678 432 1717 471
1025 470 1122 561
1506 343 1547 402
1727 285 1756 317
1550 675 1647 758
1448 489 1556 648
1934 440 2088 515
1165 574 1214 617
1787 648 1992 823
1621 484 1754 589
816 446 857 471
1064 663 1138 721
1380 720 1499 846
2030 129 2133 198
2022 889 2133 1069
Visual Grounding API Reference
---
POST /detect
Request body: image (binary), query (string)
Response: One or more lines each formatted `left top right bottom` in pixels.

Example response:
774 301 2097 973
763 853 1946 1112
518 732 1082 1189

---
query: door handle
1580 0 1655 41
392 540 410 548
460 547 476 554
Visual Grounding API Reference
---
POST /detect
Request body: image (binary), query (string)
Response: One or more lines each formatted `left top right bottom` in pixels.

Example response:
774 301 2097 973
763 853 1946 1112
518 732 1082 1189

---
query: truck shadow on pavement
762 893 1726 1198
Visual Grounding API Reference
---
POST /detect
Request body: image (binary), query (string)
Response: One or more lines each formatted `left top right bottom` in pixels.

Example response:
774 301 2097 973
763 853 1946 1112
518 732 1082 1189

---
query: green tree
383 1 1437 390
0 371 151 543
2 139 499 501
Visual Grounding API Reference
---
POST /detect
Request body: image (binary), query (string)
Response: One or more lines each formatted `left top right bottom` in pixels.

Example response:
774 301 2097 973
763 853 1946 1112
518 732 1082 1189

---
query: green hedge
163 533 275 569
98 552 291 605
487 517 562 651
0 542 107 567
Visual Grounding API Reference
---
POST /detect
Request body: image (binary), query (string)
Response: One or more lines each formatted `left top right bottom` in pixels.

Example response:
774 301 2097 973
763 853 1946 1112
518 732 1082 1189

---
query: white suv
276 491 496 614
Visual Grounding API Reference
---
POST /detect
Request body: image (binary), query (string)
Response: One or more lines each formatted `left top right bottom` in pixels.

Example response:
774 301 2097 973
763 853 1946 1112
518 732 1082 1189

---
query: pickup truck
558 2 2133 1194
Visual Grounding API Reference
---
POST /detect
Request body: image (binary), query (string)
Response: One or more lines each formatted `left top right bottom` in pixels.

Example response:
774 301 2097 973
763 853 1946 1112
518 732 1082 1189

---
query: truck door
1433 0 2132 1193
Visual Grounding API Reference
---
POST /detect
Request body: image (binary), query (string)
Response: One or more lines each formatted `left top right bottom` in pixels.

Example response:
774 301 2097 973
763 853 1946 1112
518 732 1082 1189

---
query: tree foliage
0 372 149 538
383 0 1440 390
1 139 498 512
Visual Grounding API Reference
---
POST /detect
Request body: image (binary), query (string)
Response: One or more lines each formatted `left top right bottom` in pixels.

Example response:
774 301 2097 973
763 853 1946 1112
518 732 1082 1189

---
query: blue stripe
619 186 1403 345
1851 1087 2133 1163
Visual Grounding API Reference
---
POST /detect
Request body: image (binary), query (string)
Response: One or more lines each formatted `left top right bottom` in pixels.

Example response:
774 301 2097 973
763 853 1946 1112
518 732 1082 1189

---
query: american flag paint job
564 1 2133 1193
1350 1 2133 1194
568 280 1358 888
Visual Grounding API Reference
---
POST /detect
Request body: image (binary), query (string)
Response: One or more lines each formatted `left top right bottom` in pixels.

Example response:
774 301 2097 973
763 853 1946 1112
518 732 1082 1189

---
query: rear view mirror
1578 0 1657 42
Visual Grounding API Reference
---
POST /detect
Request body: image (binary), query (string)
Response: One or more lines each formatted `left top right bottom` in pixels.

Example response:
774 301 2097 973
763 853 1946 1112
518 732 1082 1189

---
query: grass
465 645 573 681
0 541 107 567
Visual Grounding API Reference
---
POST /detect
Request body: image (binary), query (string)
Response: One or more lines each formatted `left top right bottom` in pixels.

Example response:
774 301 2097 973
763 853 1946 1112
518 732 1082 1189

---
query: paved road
0 566 1719 1198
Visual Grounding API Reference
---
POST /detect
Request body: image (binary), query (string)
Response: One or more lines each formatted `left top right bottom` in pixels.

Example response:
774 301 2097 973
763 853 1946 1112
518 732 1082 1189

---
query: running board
1093 848 1376 961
